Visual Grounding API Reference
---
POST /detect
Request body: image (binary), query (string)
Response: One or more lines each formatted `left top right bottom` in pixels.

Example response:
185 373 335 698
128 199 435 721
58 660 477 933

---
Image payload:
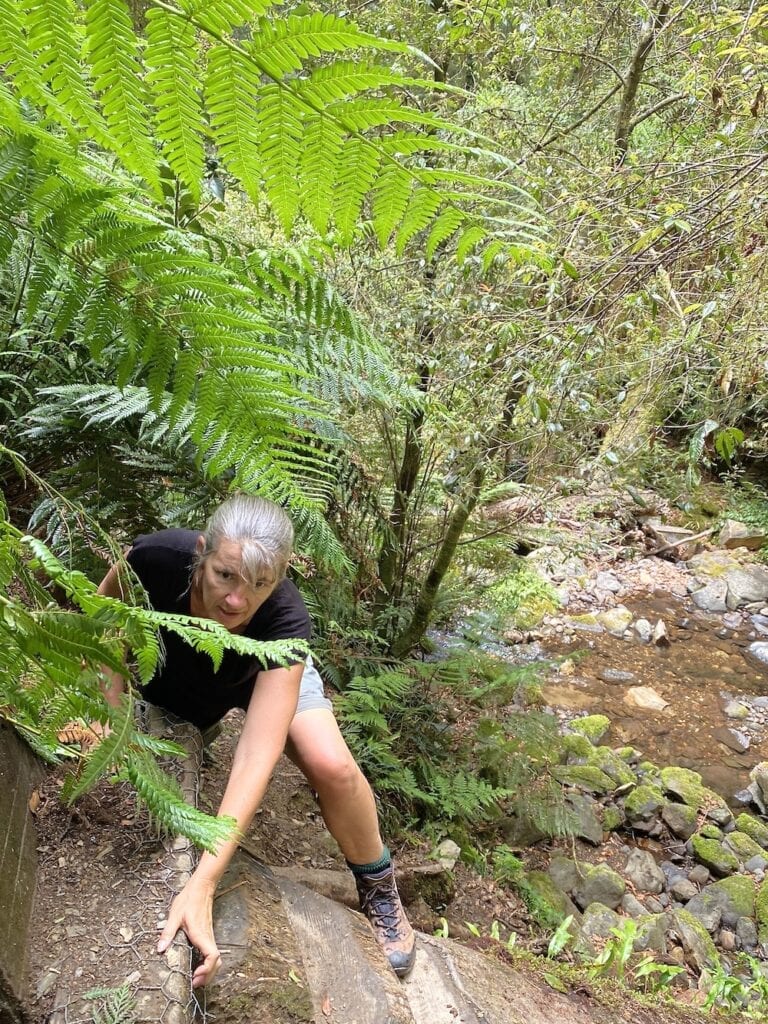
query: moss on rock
735 813 768 850
671 909 719 972
623 783 665 821
690 834 739 877
659 767 729 819
551 764 615 794
523 870 578 928
756 879 768 944
724 830 765 864
562 733 593 761
601 805 625 832
486 568 561 629
586 747 636 787
571 715 611 745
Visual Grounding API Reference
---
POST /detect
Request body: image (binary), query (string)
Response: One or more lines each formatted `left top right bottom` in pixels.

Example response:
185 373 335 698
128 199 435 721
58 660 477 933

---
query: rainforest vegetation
1 0 767 858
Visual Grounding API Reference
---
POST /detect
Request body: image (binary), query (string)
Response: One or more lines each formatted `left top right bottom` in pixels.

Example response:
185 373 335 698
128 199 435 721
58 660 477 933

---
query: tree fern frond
84 0 160 194
298 61 452 107
0 0 73 123
425 207 465 260
256 84 304 233
180 0 277 37
333 137 380 245
455 223 487 264
205 45 262 202
329 97 448 133
145 8 206 202
22 0 112 146
395 188 443 256
299 112 344 235
372 163 412 247
247 13 412 80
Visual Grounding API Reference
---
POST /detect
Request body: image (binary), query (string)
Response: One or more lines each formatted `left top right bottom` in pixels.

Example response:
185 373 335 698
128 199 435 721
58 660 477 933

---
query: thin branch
629 91 687 130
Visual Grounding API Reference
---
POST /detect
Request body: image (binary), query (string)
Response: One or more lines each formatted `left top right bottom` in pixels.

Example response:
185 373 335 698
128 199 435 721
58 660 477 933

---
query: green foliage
334 649 558 832
85 985 136 1024
482 565 561 630
701 954 768 1018
547 915 574 959
588 919 637 983
0 0 544 260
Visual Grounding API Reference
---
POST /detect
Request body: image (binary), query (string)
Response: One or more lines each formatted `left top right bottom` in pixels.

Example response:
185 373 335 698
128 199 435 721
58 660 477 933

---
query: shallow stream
539 596 768 801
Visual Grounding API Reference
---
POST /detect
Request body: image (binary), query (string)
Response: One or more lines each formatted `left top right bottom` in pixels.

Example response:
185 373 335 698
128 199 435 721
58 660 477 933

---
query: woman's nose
225 585 247 609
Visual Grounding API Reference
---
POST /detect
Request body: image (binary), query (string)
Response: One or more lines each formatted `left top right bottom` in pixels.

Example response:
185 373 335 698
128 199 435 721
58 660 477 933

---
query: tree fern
84 0 160 194
145 8 206 202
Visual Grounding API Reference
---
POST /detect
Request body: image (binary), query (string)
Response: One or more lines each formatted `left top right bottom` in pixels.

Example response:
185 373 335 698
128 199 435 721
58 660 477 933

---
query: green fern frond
205 45 262 202
426 207 465 259
329 97 448 133
372 164 413 247
84 0 160 195
299 112 344 235
0 0 73 123
182 0 277 36
256 84 304 233
395 189 443 256
145 8 206 202
247 13 412 80
22 0 112 145
333 137 381 245
455 223 487 263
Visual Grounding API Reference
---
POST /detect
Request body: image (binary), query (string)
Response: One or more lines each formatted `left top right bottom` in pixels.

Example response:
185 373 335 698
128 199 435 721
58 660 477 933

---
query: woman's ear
195 534 206 555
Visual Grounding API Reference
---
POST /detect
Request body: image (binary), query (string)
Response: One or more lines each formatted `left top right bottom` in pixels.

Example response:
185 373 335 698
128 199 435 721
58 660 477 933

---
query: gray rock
718 928 737 952
573 863 626 911
725 565 768 609
713 727 751 753
723 612 744 629
662 802 698 840
595 572 622 593
634 913 668 955
599 668 635 683
660 861 688 887
434 839 461 870
644 895 664 914
745 855 768 873
565 793 604 846
737 917 758 950
688 550 740 578
625 849 665 894
748 781 767 814
718 520 767 550
548 856 580 894
669 910 719 971
748 642 768 667
708 806 736 828
687 876 755 931
750 762 768 804
734 788 756 807
634 618 653 642
621 893 646 917
751 614 768 635
670 879 698 902
578 903 622 946
691 580 728 613
688 864 710 887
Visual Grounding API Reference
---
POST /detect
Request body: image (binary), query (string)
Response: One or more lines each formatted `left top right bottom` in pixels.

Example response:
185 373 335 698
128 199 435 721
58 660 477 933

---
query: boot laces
360 880 404 941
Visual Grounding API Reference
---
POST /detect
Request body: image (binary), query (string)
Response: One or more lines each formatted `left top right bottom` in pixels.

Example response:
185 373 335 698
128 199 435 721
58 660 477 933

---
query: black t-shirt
126 529 311 729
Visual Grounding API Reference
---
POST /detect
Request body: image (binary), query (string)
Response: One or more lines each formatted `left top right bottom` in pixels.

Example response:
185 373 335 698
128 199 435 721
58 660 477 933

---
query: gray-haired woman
97 494 415 987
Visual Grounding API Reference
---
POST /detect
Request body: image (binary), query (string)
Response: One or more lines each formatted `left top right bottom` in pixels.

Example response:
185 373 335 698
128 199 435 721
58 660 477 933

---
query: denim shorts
296 655 333 715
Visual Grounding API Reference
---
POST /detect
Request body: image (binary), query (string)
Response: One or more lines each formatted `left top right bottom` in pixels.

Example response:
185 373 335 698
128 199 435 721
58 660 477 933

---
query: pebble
688 864 710 886
599 668 635 683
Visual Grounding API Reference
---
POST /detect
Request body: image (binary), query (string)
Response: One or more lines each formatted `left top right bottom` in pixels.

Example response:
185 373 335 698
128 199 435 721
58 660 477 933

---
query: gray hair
195 494 294 586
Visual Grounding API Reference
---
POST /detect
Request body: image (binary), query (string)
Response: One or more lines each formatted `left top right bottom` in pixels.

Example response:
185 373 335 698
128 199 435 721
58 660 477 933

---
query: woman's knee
304 749 366 796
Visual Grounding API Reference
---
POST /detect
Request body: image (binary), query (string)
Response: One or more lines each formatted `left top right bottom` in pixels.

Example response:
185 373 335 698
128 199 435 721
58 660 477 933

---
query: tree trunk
391 464 485 657
614 2 671 166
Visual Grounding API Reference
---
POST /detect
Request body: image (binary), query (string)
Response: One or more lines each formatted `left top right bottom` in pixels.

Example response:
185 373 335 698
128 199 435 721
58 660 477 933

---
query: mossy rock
661 800 698 840
551 764 615 795
562 733 593 761
708 875 757 919
671 909 719 972
659 767 730 820
756 879 768 944
699 822 724 841
624 783 665 822
735 813 768 849
586 746 636 788
523 870 580 928
690 834 739 877
615 746 641 764
601 804 626 832
571 715 611 745
724 830 766 864
572 862 625 911
634 912 669 955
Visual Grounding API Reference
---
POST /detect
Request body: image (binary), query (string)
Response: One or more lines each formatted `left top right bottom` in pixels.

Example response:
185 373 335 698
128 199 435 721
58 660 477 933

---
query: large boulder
669 909 719 972
690 834 739 877
725 565 768 609
735 813 768 849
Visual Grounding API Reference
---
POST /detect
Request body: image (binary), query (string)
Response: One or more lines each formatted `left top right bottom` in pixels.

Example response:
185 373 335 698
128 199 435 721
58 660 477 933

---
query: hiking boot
355 864 416 978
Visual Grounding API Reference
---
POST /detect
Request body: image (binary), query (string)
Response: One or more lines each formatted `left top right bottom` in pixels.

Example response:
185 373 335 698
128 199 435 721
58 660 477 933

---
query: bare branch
629 91 688 130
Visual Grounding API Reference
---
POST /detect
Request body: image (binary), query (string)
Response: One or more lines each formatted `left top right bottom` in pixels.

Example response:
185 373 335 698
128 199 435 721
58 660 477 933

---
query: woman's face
192 537 277 632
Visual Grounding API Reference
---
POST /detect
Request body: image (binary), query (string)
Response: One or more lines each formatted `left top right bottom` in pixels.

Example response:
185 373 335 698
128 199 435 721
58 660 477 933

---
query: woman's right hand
156 875 222 989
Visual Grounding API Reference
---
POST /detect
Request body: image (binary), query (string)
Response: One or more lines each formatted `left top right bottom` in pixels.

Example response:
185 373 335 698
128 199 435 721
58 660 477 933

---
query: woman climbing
96 493 415 988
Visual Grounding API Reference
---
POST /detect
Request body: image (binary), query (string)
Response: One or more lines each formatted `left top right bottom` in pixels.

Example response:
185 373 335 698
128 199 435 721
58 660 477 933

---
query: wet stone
748 642 768 666
713 727 751 753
